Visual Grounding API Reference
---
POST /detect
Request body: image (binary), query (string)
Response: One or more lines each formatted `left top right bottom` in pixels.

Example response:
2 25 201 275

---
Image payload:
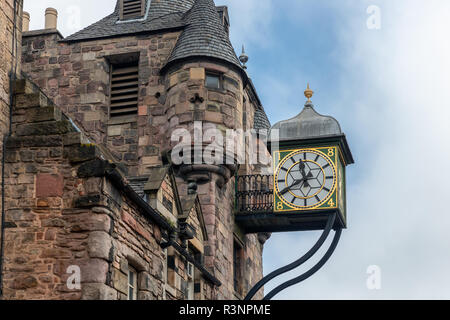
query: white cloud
24 0 114 37
216 0 274 50
263 0 450 299
23 0 450 300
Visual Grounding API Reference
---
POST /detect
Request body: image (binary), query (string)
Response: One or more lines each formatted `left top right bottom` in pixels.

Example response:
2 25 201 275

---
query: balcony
235 175 273 214
235 174 339 233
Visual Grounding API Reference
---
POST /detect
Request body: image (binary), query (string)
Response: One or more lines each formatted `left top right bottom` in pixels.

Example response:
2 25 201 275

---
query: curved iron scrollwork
244 213 342 300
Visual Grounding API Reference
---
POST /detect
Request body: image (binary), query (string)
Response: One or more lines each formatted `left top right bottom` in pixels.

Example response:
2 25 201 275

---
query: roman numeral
326 176 333 180
281 167 288 172
304 199 307 206
314 155 319 162
315 195 321 202
323 187 330 192
323 164 330 169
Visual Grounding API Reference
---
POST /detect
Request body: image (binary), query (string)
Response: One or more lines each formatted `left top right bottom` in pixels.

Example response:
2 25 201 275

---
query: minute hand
279 179 303 195
299 159 311 187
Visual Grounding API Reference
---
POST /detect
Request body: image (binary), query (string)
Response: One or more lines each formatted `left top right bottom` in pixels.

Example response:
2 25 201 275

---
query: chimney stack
22 11 30 32
45 8 58 29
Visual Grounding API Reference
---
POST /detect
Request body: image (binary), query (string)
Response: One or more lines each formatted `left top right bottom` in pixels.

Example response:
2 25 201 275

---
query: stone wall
20 27 267 299
2 79 214 300
21 31 182 177
3 79 96 299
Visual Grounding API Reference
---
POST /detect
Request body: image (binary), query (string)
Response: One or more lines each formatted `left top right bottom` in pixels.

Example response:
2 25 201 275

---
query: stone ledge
22 28 64 39
14 92 54 109
65 144 104 164
16 120 75 136
74 194 109 209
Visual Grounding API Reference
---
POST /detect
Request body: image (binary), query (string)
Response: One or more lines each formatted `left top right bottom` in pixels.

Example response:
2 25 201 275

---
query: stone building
0 0 272 300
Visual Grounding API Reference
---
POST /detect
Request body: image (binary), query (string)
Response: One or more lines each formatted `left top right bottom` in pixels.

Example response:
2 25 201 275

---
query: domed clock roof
270 84 342 141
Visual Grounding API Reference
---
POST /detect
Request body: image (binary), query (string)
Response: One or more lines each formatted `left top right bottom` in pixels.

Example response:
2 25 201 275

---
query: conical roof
164 0 242 69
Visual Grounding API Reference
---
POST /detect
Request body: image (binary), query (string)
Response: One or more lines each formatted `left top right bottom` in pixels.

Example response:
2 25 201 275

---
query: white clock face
275 149 337 209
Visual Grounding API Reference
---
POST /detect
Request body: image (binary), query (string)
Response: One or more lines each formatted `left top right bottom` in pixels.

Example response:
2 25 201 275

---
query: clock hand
299 159 310 188
279 179 303 195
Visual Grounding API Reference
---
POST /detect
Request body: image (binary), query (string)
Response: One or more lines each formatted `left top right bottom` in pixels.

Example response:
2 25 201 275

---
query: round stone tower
160 0 247 187
159 0 264 298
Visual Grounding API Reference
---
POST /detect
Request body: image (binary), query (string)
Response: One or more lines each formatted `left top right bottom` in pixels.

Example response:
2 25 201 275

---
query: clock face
275 149 337 210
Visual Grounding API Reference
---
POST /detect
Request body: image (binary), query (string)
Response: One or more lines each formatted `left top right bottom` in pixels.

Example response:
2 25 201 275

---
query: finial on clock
304 83 314 102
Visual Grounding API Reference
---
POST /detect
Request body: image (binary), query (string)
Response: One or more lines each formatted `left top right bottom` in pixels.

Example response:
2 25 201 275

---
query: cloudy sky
24 0 450 299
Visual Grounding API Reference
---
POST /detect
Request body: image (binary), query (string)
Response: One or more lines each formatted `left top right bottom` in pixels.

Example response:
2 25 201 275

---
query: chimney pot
45 8 58 29
23 11 30 32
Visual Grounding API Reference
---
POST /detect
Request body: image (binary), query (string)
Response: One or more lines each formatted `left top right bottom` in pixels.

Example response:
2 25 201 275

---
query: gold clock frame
273 146 340 213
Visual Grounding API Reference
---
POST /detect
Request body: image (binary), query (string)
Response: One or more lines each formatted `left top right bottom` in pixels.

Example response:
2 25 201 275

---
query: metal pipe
0 0 19 298
244 212 336 300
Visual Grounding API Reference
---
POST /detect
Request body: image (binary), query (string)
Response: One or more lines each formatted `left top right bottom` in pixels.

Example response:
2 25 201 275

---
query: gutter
103 165 175 232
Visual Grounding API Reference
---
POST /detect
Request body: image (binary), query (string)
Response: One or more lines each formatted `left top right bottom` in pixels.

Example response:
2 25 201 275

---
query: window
205 73 222 90
216 6 230 34
121 0 145 20
186 261 195 300
128 266 138 300
110 62 139 118
233 240 244 296
186 246 202 300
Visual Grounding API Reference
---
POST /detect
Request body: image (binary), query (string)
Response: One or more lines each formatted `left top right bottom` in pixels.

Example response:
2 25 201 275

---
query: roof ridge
63 0 194 42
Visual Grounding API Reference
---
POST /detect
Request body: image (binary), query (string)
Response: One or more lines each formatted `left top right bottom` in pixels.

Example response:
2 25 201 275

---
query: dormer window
216 6 230 35
120 0 145 20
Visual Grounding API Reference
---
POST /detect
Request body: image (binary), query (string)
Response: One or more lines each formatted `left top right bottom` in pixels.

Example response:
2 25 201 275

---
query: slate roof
254 108 271 130
165 0 241 69
270 101 342 141
63 0 194 42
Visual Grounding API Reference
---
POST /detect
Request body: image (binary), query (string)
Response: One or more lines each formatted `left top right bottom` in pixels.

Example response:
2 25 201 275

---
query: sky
23 0 450 299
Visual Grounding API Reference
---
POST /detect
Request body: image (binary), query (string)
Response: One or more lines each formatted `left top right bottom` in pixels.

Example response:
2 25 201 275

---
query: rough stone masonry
0 0 272 300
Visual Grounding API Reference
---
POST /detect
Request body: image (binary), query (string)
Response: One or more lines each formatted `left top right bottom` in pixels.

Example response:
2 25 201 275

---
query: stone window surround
205 71 224 91
187 244 203 300
233 235 245 298
128 265 138 300
119 247 150 300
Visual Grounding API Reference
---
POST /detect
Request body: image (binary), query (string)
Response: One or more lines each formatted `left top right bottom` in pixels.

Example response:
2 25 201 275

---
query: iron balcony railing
236 175 273 213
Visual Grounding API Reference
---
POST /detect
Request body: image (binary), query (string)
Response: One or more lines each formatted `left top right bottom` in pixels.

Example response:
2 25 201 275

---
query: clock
274 146 341 213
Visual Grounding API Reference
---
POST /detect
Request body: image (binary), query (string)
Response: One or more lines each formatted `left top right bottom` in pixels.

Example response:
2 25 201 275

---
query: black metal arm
244 212 336 300
263 227 342 300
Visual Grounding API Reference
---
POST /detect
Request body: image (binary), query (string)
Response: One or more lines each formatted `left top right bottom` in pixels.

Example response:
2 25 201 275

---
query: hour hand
299 159 313 187
280 179 302 195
